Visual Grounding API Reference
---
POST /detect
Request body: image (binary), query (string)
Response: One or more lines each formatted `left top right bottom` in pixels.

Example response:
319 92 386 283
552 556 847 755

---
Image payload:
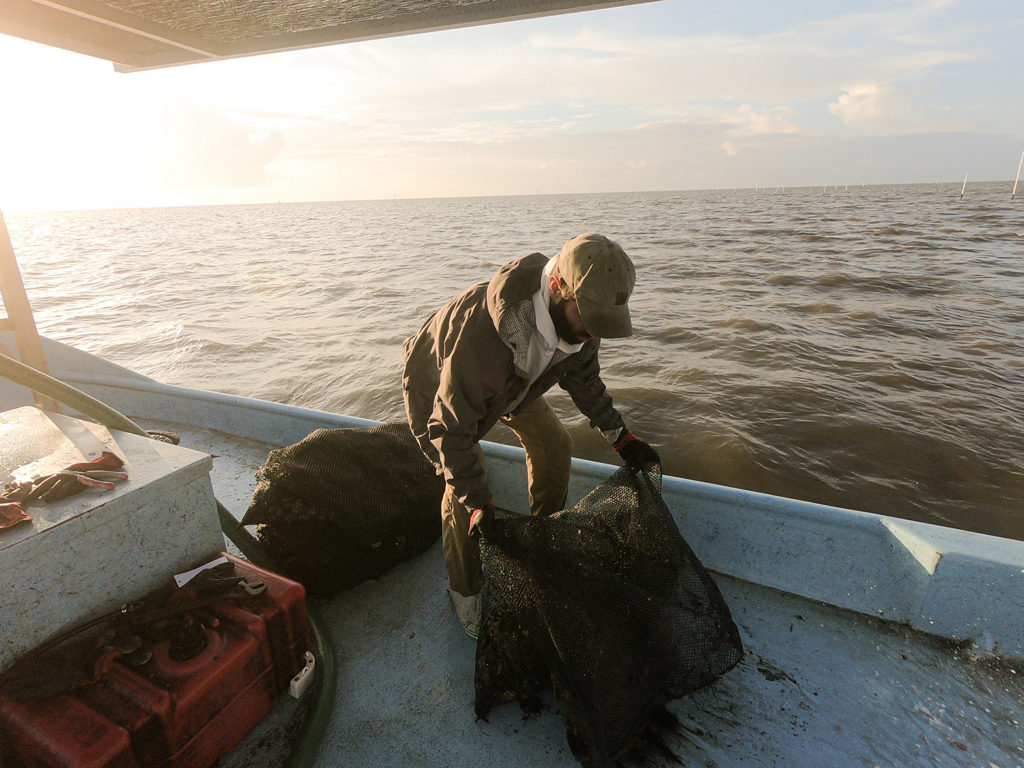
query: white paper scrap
174 555 229 588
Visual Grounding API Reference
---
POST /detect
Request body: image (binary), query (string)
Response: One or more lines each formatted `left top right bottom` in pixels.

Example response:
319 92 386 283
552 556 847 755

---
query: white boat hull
2 332 1022 768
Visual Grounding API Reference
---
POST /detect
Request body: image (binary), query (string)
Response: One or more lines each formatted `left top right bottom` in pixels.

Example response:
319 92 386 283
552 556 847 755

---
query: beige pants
442 395 573 597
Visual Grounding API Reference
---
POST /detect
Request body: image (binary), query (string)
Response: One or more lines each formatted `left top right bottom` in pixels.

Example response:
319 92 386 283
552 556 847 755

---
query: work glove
468 502 496 541
0 451 128 505
0 502 31 530
614 429 660 469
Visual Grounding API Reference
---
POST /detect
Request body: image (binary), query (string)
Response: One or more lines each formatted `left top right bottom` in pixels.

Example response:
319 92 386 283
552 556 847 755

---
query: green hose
0 353 153 438
0 352 335 768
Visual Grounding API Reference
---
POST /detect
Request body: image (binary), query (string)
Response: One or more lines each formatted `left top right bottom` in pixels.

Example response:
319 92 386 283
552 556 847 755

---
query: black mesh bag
242 422 444 596
474 463 743 767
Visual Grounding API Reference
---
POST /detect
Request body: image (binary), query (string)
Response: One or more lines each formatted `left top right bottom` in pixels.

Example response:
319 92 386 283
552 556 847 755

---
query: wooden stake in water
960 171 968 200
1013 150 1024 199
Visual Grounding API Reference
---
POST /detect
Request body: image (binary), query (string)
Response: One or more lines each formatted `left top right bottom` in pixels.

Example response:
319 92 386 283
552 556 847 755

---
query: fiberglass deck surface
154 419 1024 768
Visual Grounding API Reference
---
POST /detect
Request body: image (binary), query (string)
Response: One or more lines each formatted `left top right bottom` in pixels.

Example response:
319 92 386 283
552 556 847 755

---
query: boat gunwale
2 331 1023 662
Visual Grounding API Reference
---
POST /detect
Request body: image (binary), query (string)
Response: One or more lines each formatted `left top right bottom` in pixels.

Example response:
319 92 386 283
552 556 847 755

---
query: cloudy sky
0 0 1021 211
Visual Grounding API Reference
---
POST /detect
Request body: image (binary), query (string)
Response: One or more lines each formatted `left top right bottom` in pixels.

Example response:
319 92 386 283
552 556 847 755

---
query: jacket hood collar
485 252 549 329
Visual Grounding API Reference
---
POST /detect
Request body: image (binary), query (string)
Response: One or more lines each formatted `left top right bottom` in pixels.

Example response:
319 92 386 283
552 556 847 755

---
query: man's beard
550 294 588 344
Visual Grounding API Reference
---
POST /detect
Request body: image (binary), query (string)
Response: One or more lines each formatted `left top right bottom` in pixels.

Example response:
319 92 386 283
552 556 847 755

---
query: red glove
0 502 31 530
468 502 496 540
613 429 660 468
0 451 128 505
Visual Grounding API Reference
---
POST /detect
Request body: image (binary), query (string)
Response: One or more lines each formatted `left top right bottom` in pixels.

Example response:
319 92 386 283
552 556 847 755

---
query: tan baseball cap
555 233 636 338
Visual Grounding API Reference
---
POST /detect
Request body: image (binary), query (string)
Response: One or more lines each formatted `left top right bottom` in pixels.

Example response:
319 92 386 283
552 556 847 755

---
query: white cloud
829 84 884 125
1 0 1021 209
136 2 996 151
827 81 970 134
134 95 286 188
730 104 800 136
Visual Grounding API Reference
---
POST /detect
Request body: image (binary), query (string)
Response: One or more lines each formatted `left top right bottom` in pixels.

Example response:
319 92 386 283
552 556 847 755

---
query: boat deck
146 417 1024 768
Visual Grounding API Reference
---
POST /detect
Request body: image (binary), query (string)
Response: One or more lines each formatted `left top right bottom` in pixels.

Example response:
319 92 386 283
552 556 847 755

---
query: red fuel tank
0 554 311 768
218 555 311 693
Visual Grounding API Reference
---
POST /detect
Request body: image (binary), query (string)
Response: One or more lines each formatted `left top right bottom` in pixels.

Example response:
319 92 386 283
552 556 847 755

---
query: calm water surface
6 183 1023 539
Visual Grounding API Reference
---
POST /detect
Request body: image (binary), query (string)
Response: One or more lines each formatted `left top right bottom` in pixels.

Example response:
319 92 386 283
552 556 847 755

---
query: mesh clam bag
474 463 743 767
242 422 444 596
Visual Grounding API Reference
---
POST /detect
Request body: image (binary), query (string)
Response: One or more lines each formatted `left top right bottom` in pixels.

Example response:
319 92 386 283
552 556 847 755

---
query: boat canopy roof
1 0 655 72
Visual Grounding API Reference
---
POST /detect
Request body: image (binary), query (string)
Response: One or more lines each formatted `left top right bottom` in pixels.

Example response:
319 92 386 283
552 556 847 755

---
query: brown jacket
402 252 625 510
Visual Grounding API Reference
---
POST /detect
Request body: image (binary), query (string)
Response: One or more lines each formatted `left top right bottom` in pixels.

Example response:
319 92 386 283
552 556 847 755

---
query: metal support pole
0 209 62 411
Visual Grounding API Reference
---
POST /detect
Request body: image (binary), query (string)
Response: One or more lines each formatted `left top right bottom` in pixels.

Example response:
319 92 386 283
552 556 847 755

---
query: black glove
614 430 660 468
468 502 496 541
